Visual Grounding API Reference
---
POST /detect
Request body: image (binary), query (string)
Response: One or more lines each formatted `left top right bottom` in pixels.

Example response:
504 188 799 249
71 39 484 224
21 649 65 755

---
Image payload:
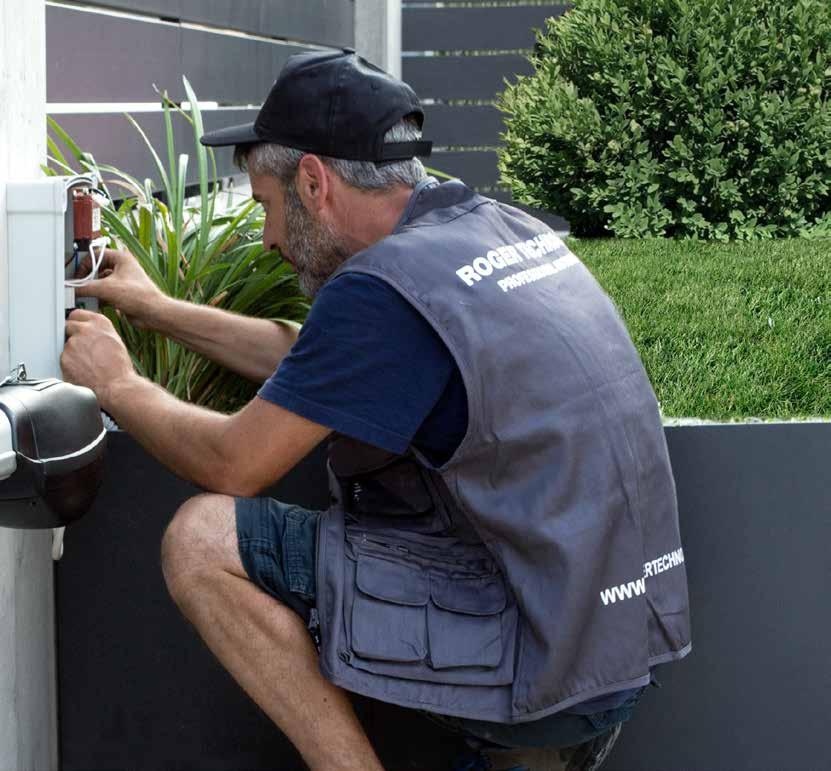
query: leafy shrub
497 0 831 239
47 78 308 412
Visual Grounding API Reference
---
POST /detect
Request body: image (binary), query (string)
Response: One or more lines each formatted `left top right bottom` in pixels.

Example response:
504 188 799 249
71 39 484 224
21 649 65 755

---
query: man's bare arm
62 309 326 494
145 297 300 383
75 249 300 382
103 374 329 496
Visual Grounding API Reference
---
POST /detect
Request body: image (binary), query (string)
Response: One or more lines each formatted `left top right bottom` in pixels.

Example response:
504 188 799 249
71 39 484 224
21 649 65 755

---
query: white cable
65 237 108 288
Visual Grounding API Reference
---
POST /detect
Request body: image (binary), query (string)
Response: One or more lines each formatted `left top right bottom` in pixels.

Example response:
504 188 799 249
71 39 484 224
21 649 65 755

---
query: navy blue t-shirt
258 267 640 716
259 272 467 467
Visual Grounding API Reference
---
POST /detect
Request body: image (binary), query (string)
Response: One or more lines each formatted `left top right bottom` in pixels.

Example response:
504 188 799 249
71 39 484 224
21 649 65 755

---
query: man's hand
75 249 166 328
61 309 136 410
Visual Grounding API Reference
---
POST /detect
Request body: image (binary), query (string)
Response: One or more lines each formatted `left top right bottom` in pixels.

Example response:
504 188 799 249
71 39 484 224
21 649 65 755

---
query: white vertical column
354 0 402 79
0 2 57 771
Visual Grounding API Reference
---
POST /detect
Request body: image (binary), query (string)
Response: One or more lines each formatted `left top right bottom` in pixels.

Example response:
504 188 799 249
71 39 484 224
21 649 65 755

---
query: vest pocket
351 555 429 662
346 549 516 685
428 575 505 669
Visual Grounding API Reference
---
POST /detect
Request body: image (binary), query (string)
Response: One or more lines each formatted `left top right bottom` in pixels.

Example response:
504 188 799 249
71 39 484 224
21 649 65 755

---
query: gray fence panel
181 28 310 105
403 54 533 100
81 0 354 47
423 104 504 147
178 0 354 48
199 109 260 178
48 109 258 188
430 150 499 188
47 5 181 103
47 5 319 104
403 5 566 52
79 0 183 18
49 113 175 189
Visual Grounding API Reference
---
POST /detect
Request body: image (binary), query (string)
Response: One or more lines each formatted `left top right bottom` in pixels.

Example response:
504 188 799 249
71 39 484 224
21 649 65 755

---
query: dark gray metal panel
47 5 319 105
428 150 499 188
180 28 311 106
486 189 569 233
47 108 259 189
402 54 533 100
199 108 260 178
48 113 175 189
56 436 469 771
607 424 831 771
46 4 182 103
257 39 320 98
56 426 831 769
80 0 354 47
80 0 183 18
403 4 566 52
177 0 354 48
423 104 505 147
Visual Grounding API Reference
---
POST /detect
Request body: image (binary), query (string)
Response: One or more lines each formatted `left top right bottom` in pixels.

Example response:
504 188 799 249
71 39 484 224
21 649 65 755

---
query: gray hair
234 117 427 191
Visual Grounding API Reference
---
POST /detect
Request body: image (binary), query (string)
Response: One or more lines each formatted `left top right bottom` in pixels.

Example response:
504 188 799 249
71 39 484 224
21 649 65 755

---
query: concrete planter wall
57 426 831 771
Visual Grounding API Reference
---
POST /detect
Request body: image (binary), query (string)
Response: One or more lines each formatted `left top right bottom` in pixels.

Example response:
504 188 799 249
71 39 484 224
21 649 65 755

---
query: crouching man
61 49 691 771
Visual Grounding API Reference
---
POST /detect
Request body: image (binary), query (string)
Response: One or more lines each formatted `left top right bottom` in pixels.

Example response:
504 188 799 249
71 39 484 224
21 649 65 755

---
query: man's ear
295 154 331 215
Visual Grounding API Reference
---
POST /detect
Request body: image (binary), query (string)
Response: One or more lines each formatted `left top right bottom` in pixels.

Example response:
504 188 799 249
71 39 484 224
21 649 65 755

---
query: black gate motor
0 365 106 529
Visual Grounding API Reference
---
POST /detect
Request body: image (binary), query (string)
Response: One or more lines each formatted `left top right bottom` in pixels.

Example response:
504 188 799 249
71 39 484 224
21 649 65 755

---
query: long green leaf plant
46 78 309 413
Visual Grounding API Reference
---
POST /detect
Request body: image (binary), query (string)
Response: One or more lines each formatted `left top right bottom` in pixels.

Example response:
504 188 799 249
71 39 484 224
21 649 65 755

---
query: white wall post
0 1 58 770
354 0 402 79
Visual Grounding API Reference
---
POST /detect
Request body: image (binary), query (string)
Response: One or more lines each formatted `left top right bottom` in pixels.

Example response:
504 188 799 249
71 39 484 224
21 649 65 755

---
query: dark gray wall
46 1 354 187
403 1 569 231
56 425 831 770
607 423 831 771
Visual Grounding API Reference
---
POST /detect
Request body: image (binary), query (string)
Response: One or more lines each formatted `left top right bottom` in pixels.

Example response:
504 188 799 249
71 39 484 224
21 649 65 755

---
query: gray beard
283 182 352 298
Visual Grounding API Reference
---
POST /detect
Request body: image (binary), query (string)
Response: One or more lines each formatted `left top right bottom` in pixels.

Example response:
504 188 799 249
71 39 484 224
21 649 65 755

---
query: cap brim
200 121 260 147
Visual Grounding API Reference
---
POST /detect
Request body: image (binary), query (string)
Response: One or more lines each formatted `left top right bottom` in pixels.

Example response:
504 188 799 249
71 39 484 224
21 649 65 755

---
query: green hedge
498 0 831 240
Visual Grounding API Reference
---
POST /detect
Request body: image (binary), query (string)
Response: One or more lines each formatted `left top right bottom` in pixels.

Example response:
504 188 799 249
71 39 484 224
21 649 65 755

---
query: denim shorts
235 497 644 751
235 497 321 626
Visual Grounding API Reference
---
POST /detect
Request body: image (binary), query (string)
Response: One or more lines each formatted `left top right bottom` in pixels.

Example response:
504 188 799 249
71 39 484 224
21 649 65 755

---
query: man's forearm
103 373 240 494
144 297 300 383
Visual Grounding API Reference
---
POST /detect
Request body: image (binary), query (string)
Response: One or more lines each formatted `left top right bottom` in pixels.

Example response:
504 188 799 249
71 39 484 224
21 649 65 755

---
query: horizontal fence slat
428 150 499 188
47 5 181 103
423 104 504 147
403 55 533 100
194 108 261 179
47 5 317 104
48 113 179 189
181 29 310 105
403 5 566 52
79 0 183 18
47 109 259 189
77 0 354 48
178 0 354 48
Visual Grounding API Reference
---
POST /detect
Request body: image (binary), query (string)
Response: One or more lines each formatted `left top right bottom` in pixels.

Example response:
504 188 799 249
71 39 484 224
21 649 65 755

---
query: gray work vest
315 180 691 723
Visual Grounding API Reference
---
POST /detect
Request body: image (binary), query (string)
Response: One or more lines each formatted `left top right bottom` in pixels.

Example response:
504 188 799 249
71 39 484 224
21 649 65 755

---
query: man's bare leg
161 493 384 771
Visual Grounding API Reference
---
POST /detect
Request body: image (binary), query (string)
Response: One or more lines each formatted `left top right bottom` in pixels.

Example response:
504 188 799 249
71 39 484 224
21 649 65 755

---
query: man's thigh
234 496 321 625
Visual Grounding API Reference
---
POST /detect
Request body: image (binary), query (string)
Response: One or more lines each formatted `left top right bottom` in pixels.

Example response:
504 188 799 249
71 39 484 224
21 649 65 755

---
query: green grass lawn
567 237 831 420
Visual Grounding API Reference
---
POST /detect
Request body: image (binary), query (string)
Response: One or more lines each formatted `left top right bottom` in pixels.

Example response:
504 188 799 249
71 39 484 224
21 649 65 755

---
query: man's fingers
74 278 106 299
67 308 98 322
64 320 84 338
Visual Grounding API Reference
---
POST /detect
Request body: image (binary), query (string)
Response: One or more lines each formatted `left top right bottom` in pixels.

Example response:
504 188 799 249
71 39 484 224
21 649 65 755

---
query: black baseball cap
200 48 432 163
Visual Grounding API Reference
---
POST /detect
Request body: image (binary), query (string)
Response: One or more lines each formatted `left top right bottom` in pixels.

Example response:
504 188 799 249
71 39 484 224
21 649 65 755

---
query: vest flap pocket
351 554 428 663
430 575 507 615
426 575 506 670
356 554 429 606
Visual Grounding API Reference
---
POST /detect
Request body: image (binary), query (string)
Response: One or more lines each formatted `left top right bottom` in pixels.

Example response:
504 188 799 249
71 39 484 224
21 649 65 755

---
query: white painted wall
0 2 57 770
354 0 401 79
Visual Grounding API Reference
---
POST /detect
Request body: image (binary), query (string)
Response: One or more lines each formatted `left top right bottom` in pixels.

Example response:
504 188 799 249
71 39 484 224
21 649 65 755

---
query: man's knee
161 493 238 602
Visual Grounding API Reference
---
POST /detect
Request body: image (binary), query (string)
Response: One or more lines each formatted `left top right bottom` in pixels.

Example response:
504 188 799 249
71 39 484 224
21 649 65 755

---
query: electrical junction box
5 174 101 379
